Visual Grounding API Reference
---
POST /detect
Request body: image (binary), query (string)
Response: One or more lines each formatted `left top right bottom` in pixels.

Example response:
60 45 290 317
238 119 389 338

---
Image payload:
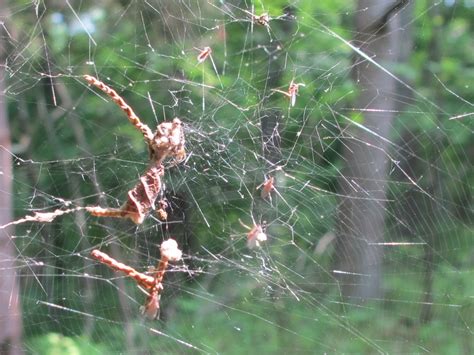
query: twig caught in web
1 76 186 228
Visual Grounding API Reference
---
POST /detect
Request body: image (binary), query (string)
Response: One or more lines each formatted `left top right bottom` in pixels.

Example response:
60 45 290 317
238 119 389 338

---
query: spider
258 176 275 199
0 76 186 228
238 7 271 28
253 12 270 27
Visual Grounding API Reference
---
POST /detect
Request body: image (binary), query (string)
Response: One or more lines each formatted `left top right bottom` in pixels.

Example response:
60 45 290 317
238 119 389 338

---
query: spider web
1 0 473 353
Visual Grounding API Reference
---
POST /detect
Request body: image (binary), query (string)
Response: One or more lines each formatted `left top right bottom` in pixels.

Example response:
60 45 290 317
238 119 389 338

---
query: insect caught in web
91 238 183 320
0 75 186 229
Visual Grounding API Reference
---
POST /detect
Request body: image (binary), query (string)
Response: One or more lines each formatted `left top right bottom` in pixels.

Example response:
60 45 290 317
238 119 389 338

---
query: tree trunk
333 0 407 301
0 0 23 351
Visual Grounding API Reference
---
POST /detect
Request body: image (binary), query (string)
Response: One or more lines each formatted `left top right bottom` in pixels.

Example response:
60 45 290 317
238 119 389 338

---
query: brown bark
0 0 23 351
333 0 407 301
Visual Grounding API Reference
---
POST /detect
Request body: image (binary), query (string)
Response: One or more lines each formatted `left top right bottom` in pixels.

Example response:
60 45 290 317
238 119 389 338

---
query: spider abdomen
122 165 164 224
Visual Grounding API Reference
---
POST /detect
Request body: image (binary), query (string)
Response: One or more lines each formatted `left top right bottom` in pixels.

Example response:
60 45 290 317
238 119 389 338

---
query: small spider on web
195 45 224 107
243 8 270 31
239 219 268 249
252 12 270 27
225 4 273 39
257 168 288 205
0 75 186 229
258 175 275 200
272 80 305 107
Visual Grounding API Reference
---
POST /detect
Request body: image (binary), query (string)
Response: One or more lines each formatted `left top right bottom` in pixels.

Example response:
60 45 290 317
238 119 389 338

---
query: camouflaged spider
1 76 186 228
83 75 186 224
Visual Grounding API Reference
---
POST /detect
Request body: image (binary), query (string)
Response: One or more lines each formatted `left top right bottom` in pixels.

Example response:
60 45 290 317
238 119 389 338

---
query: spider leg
238 218 252 230
270 88 292 97
84 75 154 146
86 206 125 217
